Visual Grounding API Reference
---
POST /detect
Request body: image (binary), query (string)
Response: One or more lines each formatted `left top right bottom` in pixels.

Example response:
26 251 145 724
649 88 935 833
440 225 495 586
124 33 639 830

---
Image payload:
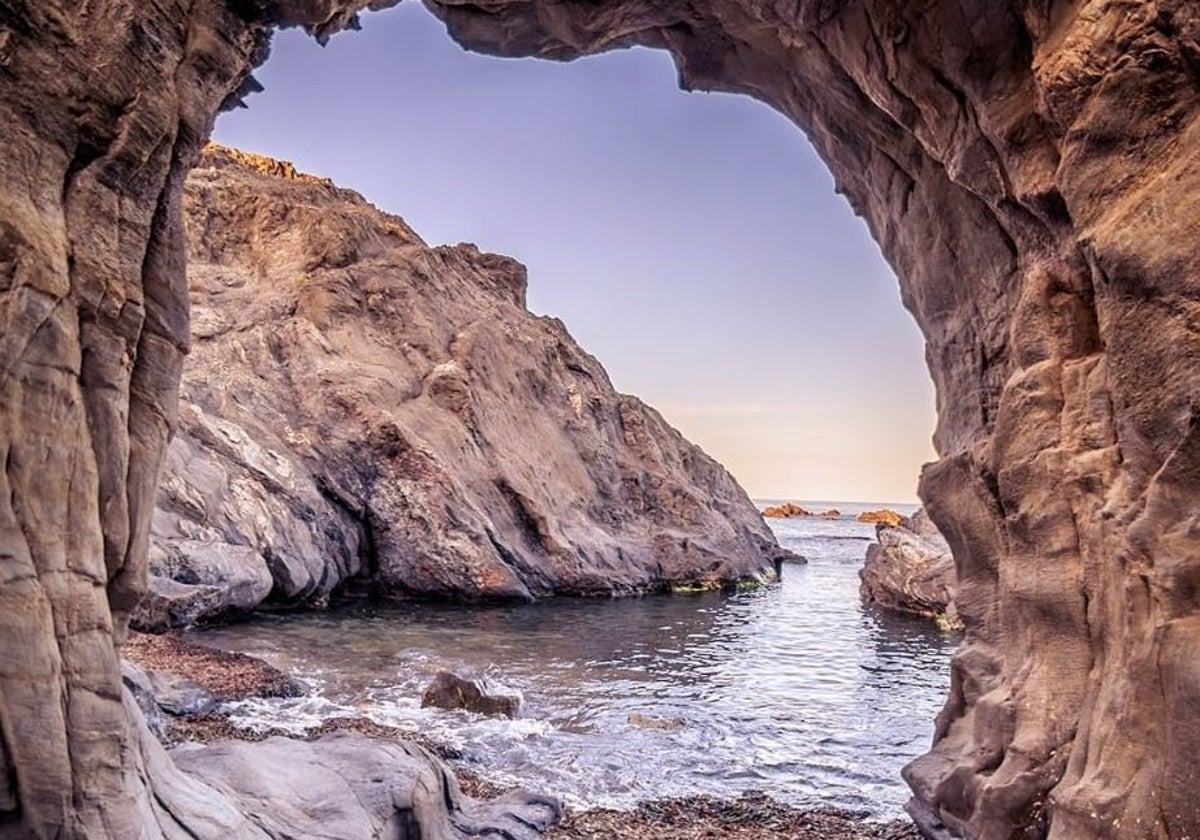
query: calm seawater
191 505 958 819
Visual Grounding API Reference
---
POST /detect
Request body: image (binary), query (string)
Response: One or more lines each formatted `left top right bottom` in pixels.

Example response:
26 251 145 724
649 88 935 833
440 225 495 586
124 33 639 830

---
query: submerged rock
136 146 786 628
859 510 958 627
627 713 685 731
421 671 521 719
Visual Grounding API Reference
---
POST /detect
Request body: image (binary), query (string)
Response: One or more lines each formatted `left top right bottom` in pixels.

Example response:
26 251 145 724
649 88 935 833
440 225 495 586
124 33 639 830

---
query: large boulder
860 509 958 626
136 145 786 628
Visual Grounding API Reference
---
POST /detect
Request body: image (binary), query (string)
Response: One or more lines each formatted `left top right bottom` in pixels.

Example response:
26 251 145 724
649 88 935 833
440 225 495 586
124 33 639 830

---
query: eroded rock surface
2 1 1200 838
136 145 784 627
860 509 958 623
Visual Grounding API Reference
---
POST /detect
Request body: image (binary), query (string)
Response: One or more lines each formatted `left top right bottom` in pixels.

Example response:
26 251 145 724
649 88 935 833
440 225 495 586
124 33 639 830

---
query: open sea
191 501 958 820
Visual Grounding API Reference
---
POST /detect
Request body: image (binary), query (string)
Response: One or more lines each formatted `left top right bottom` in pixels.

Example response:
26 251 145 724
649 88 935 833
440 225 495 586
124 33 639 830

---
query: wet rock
120 660 220 741
134 542 274 631
122 662 172 743
859 510 958 627
421 671 521 719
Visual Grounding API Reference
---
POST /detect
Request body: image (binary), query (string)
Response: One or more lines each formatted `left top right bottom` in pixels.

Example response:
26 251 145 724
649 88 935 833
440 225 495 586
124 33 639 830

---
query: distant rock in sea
761 502 811 519
136 146 789 629
859 509 959 628
761 502 840 520
856 509 904 527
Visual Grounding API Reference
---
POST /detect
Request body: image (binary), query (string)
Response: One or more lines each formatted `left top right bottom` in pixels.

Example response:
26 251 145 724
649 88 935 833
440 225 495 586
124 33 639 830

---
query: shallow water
193 507 958 819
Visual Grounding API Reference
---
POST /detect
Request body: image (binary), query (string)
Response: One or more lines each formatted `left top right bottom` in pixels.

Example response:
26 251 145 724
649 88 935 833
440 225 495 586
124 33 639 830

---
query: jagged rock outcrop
3 1 1200 838
860 509 958 625
135 146 784 628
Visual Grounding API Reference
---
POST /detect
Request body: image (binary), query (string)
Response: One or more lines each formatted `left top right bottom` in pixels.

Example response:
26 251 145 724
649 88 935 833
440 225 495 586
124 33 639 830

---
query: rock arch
0 1 1197 838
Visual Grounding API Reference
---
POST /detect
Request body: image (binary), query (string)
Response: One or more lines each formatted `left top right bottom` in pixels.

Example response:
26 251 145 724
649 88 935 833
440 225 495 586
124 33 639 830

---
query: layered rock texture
2 1 1200 838
860 509 958 623
134 145 782 630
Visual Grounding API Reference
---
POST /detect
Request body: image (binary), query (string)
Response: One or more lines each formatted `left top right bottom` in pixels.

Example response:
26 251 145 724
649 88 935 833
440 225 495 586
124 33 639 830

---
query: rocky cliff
1 1 1199 838
136 145 783 629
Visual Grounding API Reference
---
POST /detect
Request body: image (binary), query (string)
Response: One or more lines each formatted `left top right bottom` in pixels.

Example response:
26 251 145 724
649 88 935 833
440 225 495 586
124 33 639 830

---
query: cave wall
0 3 390 836
0 0 1197 838
419 2 1200 837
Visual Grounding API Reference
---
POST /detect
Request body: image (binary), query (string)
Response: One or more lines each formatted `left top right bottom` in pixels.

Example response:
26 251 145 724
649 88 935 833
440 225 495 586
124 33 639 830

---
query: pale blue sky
213 3 936 503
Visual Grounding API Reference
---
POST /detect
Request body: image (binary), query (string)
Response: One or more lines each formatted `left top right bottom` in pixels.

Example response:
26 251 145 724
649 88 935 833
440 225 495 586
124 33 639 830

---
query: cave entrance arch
215 5 937 505
1 2 1198 839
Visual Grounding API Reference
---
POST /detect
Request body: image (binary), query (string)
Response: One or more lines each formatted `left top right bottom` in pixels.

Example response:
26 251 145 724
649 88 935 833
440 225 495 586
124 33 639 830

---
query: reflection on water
193 513 957 818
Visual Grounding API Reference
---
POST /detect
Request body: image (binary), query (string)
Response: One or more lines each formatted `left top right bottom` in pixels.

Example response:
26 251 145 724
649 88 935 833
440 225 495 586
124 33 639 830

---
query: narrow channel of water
193 507 958 819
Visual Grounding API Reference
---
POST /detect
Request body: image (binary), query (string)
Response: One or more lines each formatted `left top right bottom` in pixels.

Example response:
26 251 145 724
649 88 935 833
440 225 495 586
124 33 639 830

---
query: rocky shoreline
124 632 921 839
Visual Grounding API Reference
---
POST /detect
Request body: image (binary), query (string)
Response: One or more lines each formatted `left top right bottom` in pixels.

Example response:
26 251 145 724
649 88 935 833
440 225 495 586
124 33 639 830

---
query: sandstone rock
421 671 521 719
4 1 1200 837
135 145 784 627
856 509 905 527
818 509 841 519
860 509 959 627
762 502 811 519
0 3 565 836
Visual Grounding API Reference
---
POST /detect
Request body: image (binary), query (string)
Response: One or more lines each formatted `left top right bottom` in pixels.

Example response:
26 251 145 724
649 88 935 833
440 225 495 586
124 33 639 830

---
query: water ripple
194 514 958 819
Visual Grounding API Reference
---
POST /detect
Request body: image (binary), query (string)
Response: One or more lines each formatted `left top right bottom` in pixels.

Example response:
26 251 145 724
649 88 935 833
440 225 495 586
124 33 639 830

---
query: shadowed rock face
135 146 782 628
1 0 1198 838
